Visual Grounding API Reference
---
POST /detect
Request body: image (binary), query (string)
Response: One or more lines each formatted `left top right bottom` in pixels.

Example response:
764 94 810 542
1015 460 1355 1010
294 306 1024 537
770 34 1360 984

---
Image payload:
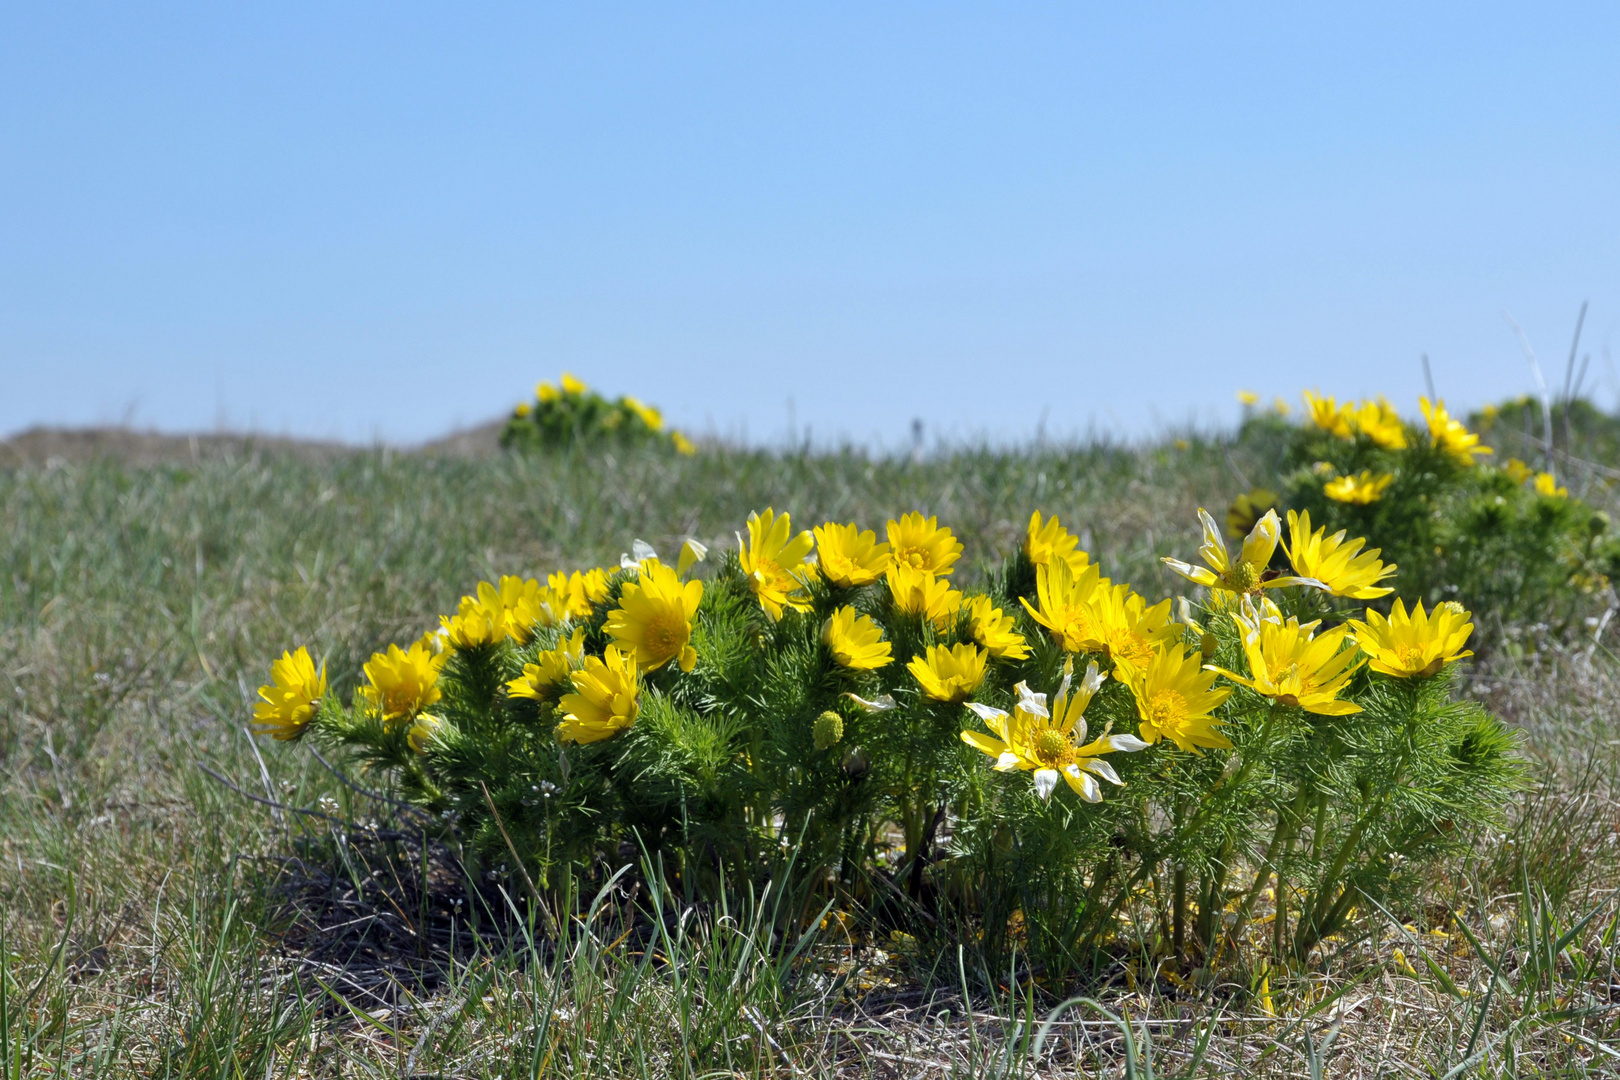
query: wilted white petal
1175 596 1196 626
1219 752 1242 782
620 552 640 572
677 539 708 575
1106 734 1151 753
966 702 1008 722
1033 769 1059 800
1081 661 1107 696
1077 772 1102 802
994 752 1021 772
1013 681 1049 718
631 539 657 563
843 692 897 713
1082 758 1123 786
1162 558 1219 587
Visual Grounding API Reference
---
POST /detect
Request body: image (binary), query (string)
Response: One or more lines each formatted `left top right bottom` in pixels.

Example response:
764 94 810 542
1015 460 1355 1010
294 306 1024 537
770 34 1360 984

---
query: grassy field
1 430 1617 1077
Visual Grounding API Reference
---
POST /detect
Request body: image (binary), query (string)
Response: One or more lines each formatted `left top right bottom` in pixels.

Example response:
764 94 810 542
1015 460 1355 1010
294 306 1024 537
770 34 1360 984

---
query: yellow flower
1352 397 1408 450
507 628 587 701
814 522 893 587
1225 488 1277 540
1284 510 1396 599
1089 584 1182 674
737 508 816 620
1122 644 1232 754
1303 390 1356 439
961 661 1148 801
252 647 327 740
1237 389 1261 406
514 401 531 417
556 645 640 744
886 564 964 629
548 568 612 619
1025 511 1091 575
1020 557 1106 653
1273 397 1292 416
537 381 559 404
444 577 557 648
622 396 664 431
1349 599 1474 678
671 431 697 455
1504 458 1533 484
560 372 587 395
887 512 963 576
908 643 988 703
822 606 893 670
605 560 702 672
407 713 444 753
1208 613 1362 715
1324 470 1396 504
441 602 503 649
1420 397 1492 466
965 594 1030 660
1534 472 1567 498
1162 508 1319 594
358 640 448 722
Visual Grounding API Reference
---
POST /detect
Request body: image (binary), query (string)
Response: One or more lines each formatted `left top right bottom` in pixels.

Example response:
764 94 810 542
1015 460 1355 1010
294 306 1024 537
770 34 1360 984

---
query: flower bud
841 747 870 780
1200 632 1218 659
812 710 844 752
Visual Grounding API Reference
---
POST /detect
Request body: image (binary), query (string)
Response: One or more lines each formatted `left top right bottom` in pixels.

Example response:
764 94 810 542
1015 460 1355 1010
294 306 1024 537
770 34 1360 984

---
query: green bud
1200 632 1218 659
812 710 844 752
1589 511 1610 537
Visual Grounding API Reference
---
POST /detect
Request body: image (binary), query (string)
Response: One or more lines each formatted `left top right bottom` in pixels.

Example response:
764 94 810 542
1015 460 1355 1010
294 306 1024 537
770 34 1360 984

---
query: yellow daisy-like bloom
441 602 503 649
814 522 893 587
1303 390 1356 439
671 431 697 455
961 661 1149 801
514 401 531 417
1089 584 1182 674
886 564 964 630
358 640 448 722
1534 472 1567 498
1420 397 1492 466
1349 599 1474 678
908 642 988 703
1225 489 1277 540
1208 613 1362 715
887 512 963 576
1162 509 1320 595
560 372 587 396
1025 511 1091 575
252 647 327 740
1283 510 1396 600
444 577 557 648
407 713 445 754
1352 397 1408 450
549 568 612 619
738 508 816 620
1324 470 1396 504
605 560 702 672
1237 389 1260 406
1122 644 1233 754
1504 458 1534 484
965 594 1030 660
556 645 640 744
822 606 893 670
1020 557 1106 653
507 628 587 701
537 381 559 404
622 396 664 431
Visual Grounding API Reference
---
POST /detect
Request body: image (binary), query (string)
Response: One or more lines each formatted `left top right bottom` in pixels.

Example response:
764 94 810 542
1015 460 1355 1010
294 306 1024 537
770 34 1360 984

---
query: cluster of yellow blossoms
511 371 698 455
255 503 1476 810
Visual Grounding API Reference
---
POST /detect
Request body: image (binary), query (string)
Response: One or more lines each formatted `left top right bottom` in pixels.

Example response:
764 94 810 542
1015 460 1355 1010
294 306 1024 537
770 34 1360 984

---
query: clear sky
3 3 1617 447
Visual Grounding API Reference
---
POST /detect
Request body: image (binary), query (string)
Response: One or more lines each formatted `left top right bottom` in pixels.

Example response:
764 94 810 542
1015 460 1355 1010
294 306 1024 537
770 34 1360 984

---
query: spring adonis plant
1231 389 1620 639
500 371 698 454
257 504 1522 977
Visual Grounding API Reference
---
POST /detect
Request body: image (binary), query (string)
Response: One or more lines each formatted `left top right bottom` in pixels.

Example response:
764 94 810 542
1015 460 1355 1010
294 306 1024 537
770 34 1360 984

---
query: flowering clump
501 371 697 454
1235 389 1618 637
254 503 1521 979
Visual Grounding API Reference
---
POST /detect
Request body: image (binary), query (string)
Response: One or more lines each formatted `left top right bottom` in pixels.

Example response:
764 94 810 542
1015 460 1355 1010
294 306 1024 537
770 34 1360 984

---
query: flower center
1395 644 1427 671
1035 728 1070 766
897 548 927 570
1147 689 1188 730
643 611 686 659
1231 561 1263 592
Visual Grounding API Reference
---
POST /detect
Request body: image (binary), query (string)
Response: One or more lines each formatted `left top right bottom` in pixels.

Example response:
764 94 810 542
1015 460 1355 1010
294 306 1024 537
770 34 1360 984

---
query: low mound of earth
0 418 506 467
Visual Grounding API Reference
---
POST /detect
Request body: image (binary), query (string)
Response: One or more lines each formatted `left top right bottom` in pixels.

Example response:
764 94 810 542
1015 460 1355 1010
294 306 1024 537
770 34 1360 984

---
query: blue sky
3 3 1617 446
